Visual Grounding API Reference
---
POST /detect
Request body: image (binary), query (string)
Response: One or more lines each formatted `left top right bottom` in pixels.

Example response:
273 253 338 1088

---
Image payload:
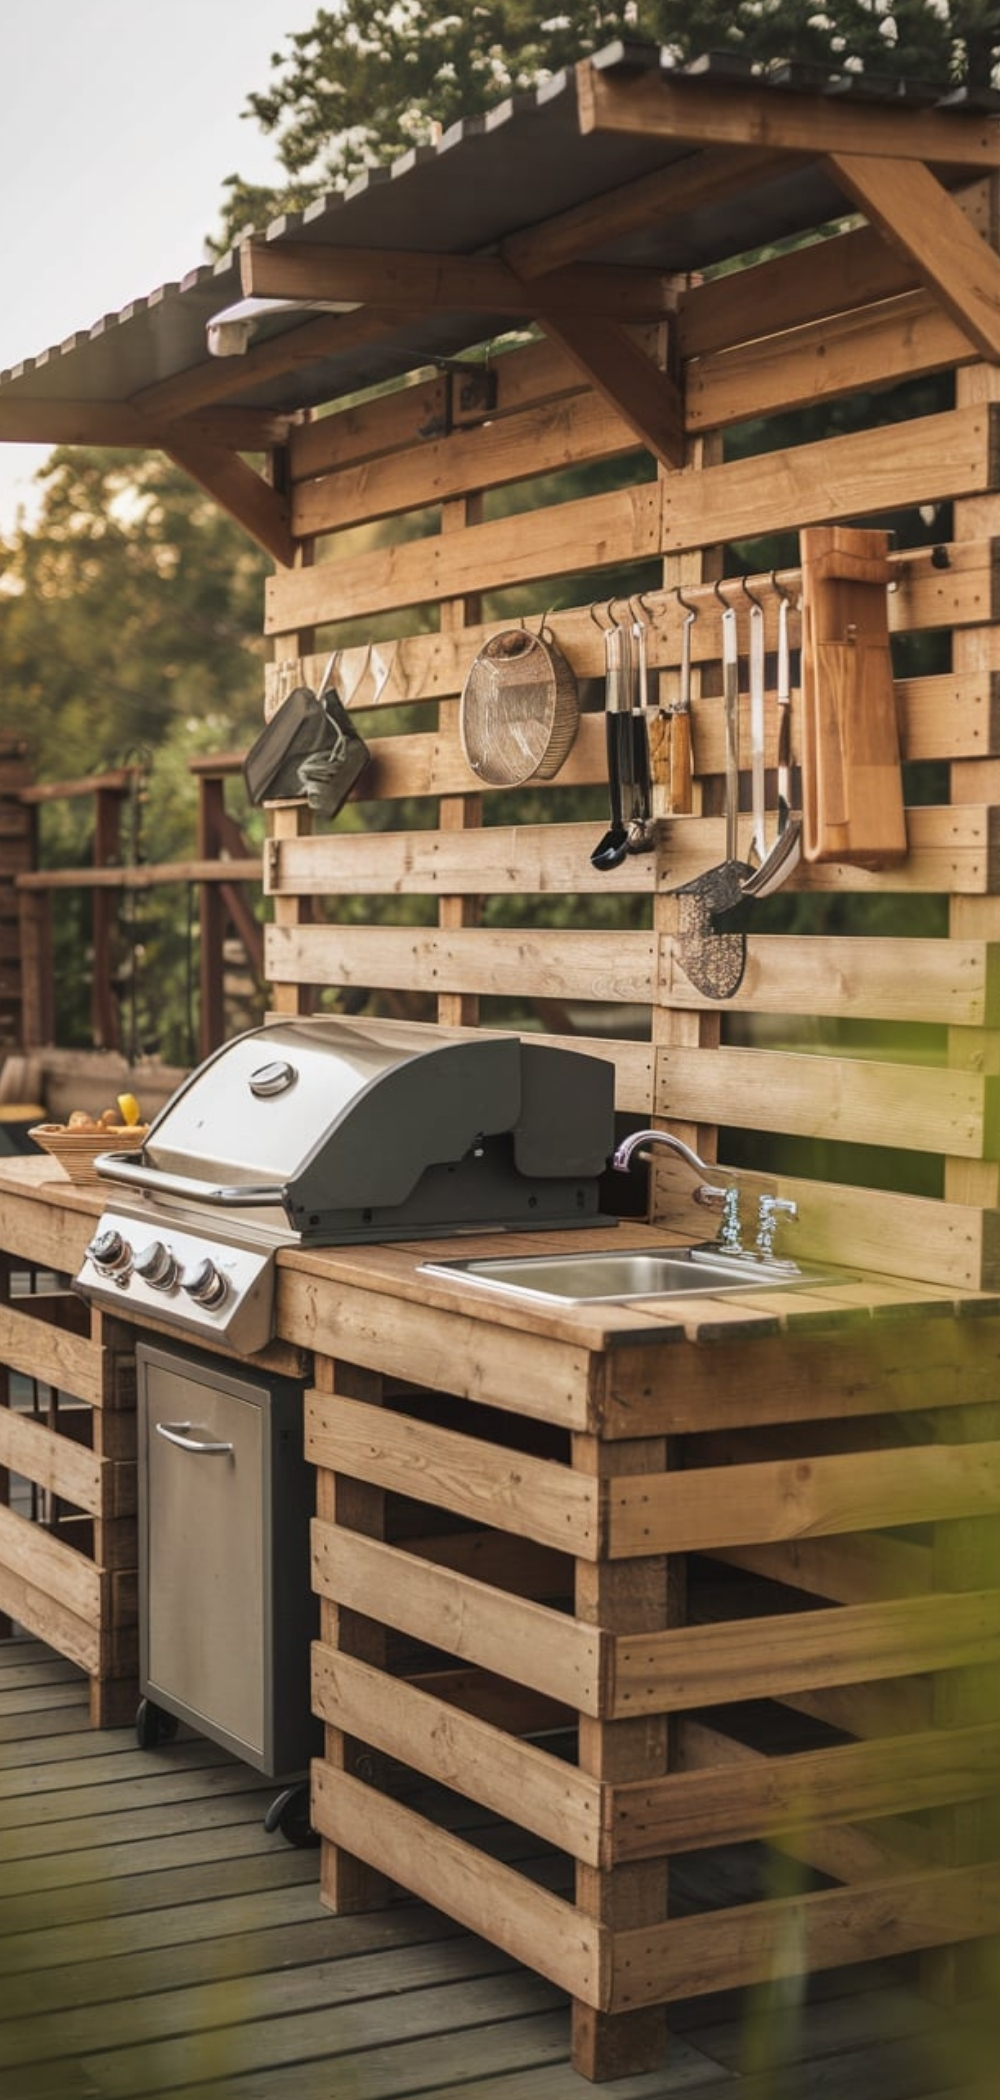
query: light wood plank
312 1761 607 2006
0 1303 108 1407
711 1530 931 1606
608 1440 1000 1558
660 405 997 558
660 935 994 1025
312 1644 603 1864
265 924 656 1004
658 1044 997 1159
611 1860 1000 2008
612 1720 1000 1859
276 1267 604 1426
0 1409 102 1514
305 1390 599 1557
292 387 642 537
264 480 661 633
612 1590 1000 1717
677 180 992 359
0 1505 100 1624
264 538 999 708
311 1522 604 1714
687 289 976 434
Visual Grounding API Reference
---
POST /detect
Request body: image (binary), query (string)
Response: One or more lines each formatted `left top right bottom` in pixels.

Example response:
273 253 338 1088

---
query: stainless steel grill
76 1016 615 1351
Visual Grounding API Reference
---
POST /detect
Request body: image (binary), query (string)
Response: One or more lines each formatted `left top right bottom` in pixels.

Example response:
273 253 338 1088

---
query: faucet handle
755 1194 798 1261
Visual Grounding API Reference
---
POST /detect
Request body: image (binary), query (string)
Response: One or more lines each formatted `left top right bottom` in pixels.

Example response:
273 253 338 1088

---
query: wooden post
313 1353 392 1915
91 781 127 1049
197 770 230 1056
571 1426 671 2079
437 492 484 1030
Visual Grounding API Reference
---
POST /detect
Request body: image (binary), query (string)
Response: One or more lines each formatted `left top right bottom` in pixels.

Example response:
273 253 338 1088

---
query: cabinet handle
155 1421 234 1456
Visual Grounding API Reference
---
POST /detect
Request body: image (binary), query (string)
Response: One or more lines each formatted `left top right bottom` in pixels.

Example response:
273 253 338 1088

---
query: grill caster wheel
264 1782 318 1848
135 1697 179 1750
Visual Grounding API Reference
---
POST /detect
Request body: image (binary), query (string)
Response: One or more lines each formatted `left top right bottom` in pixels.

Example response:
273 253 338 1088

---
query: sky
0 0 321 535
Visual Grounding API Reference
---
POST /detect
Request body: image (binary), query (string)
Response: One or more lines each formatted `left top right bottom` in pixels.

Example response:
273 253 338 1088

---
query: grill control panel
78 1210 276 1354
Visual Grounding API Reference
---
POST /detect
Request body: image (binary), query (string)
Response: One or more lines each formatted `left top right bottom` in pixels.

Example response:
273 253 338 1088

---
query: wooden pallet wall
0 1192 138 1728
262 175 1000 1293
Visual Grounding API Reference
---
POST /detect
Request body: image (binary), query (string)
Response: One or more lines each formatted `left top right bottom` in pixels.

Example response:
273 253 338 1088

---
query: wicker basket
459 627 579 786
28 1123 148 1185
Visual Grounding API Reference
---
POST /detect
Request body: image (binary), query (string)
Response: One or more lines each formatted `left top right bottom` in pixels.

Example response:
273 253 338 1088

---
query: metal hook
741 573 765 611
629 591 655 623
714 577 739 612
675 583 699 619
770 568 797 606
589 598 616 630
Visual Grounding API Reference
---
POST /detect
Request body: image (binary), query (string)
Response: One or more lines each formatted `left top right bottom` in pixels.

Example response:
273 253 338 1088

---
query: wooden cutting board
800 525 907 867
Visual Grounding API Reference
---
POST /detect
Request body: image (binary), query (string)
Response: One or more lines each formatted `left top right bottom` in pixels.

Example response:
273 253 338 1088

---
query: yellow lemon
117 1092 142 1126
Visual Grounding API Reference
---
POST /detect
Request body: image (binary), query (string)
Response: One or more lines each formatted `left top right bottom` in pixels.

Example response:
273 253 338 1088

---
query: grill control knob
85 1227 133 1277
180 1256 228 1310
133 1240 178 1291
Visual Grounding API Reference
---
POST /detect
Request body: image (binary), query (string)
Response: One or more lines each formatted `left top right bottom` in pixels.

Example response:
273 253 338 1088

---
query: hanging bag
242 650 372 820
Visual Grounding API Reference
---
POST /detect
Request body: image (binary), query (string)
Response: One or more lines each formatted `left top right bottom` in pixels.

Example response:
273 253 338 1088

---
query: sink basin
419 1246 828 1305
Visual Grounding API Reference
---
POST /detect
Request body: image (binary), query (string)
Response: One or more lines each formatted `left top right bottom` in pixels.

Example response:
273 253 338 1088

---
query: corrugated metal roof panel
0 44 996 424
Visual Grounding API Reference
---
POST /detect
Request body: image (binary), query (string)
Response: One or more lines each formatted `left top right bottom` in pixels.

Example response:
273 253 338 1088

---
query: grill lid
95 1016 615 1243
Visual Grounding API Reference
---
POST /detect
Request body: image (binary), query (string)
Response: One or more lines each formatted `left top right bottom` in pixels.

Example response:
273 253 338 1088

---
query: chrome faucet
755 1194 798 1262
611 1128 735 1215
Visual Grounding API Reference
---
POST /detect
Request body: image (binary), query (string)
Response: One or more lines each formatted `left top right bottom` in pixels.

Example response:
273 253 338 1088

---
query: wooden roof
1 39 998 563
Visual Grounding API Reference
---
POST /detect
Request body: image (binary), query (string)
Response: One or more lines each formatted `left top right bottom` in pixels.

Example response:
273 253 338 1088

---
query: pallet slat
311 1521 604 1714
306 1390 600 1557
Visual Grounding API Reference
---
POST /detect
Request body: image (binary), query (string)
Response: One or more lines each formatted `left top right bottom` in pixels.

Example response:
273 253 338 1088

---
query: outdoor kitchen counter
0 1150 997 1360
4 1151 1000 2077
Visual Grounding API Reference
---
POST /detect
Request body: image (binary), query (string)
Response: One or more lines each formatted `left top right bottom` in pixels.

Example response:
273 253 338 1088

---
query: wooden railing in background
9 753 262 1064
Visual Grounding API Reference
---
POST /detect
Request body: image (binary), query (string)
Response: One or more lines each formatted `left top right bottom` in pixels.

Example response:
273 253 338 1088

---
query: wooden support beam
133 304 414 422
164 436 296 567
502 145 800 281
524 312 684 469
576 59 1000 168
0 400 295 450
824 153 1000 363
238 236 675 322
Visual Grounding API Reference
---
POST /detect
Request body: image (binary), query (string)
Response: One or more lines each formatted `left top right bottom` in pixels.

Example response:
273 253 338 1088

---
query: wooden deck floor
0 1635 991 2100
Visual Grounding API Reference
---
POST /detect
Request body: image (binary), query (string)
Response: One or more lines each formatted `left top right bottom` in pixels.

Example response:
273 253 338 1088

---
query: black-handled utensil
591 618 631 870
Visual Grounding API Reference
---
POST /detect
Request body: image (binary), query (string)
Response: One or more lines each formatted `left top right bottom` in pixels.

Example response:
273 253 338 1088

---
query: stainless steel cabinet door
142 1361 266 1756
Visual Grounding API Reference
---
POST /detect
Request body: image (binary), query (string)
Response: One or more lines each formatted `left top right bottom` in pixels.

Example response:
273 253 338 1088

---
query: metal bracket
418 360 498 440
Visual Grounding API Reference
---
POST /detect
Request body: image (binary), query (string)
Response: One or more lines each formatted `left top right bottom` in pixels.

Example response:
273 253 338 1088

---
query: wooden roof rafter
822 153 1000 363
575 55 1000 168
238 235 687 470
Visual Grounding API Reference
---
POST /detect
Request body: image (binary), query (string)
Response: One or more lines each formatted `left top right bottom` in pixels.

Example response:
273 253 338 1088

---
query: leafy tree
0 447 269 782
0 449 270 1058
214 0 999 246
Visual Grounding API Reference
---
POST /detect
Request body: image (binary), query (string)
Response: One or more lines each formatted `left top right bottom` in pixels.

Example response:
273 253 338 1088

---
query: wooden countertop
3 1155 993 1359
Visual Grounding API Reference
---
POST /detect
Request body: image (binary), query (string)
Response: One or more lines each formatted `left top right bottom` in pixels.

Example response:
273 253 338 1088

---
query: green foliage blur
0 449 270 1062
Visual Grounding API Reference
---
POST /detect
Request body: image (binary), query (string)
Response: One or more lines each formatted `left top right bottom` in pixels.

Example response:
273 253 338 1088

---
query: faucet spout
612 1127 739 1230
611 1128 717 1180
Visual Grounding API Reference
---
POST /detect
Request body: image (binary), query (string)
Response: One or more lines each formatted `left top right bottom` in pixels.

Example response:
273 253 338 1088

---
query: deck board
0 1637 988 2099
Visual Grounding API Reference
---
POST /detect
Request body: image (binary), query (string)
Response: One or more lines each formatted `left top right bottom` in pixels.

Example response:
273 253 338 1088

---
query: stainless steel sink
419 1246 828 1305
